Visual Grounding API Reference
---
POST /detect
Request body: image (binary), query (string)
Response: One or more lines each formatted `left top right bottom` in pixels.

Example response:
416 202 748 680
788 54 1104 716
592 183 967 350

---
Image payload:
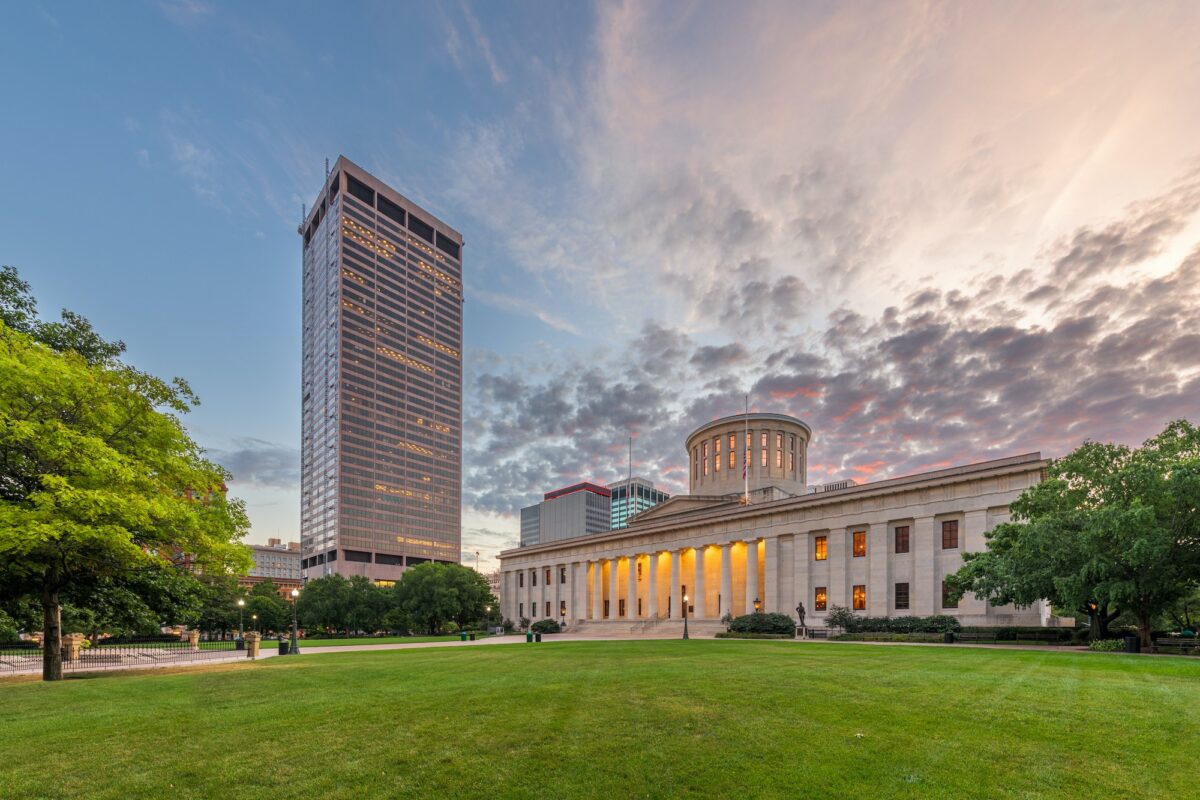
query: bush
1088 639 1126 652
518 616 530 632
530 619 561 634
728 613 795 635
501 618 515 633
443 621 460 634
959 626 1074 642
832 632 945 643
715 631 793 639
825 605 962 634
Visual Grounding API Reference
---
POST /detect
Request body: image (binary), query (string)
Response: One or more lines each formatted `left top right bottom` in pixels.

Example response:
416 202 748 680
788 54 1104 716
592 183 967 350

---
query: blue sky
3 2 1200 569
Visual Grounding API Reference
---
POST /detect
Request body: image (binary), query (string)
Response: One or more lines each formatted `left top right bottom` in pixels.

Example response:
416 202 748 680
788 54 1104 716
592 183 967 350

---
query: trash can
235 638 245 651
469 633 476 641
526 631 533 643
1124 635 1140 654
278 639 289 656
943 632 955 644
535 633 542 643
459 632 467 641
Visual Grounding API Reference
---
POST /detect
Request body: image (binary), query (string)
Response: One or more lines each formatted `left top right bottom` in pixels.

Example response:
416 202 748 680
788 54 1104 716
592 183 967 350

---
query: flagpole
743 394 750 505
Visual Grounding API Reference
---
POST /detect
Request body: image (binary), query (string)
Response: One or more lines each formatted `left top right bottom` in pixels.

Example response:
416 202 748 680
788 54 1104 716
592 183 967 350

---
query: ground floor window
853 585 866 610
895 582 909 610
619 599 626 617
815 586 827 611
604 600 610 618
560 600 566 616
638 598 643 616
519 603 524 618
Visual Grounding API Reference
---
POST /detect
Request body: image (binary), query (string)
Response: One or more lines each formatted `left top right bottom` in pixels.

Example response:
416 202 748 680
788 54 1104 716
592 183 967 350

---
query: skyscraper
608 476 669 529
518 482 613 547
299 156 464 583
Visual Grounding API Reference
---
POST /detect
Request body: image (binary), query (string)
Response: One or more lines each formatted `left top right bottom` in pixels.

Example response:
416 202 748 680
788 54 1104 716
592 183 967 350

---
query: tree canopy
948 420 1200 646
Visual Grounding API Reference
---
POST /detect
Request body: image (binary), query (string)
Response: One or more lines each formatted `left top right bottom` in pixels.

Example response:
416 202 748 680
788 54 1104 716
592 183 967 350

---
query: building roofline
685 413 812 448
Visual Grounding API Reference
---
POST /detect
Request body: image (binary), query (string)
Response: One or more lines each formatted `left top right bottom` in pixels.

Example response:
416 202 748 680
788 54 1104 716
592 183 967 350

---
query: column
608 558 619 619
626 555 638 618
762 537 779 613
867 522 889 616
669 550 681 618
648 552 659 619
591 560 602 619
693 547 706 619
913 516 936 615
794 534 810 620
828 533 847 611
961 510 989 617
719 543 733 619
745 538 760 613
573 562 586 622
553 563 562 621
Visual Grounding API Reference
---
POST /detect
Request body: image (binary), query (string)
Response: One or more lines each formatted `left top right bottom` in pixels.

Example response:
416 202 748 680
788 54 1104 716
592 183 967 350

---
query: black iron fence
0 636 245 674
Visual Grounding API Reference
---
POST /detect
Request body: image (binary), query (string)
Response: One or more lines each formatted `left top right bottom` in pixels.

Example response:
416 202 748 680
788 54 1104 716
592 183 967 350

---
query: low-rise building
518 482 612 547
240 539 302 597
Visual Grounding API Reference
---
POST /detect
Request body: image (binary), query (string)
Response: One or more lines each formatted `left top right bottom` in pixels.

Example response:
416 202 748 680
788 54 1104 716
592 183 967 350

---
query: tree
246 581 290 634
194 574 243 638
444 564 494 630
296 574 353 633
0 286 250 679
948 420 1200 648
395 563 460 634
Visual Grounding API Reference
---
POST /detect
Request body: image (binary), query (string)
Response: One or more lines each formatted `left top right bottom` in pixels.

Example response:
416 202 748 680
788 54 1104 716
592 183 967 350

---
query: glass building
299 156 464 583
608 477 670 529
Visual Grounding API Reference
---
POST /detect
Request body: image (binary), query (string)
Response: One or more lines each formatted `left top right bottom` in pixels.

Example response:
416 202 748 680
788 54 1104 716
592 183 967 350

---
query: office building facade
299 156 464 583
518 482 612 548
608 477 669 529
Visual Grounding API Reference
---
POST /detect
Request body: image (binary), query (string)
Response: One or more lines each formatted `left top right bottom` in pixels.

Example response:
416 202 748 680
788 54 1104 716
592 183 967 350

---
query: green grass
292 633 493 647
2 641 1197 799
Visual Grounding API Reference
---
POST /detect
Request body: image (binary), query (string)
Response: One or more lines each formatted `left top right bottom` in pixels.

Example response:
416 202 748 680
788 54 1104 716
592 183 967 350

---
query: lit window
894 525 910 553
729 447 735 469
942 519 959 549
814 535 827 561
715 437 722 471
853 585 866 610
895 583 909 610
815 586 827 611
852 531 866 557
942 581 958 609
761 432 768 467
702 442 709 476
545 568 551 584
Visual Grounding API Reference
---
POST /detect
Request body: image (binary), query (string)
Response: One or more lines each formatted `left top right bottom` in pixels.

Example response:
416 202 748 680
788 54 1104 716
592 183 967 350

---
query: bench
1154 638 1199 651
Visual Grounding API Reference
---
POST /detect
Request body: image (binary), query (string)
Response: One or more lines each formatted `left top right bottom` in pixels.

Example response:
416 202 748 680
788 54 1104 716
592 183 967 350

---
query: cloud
159 0 213 27
471 288 584 335
212 438 300 489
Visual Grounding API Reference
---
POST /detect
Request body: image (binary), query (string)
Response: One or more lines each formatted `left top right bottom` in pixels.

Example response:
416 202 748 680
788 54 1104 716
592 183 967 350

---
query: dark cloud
212 438 299 489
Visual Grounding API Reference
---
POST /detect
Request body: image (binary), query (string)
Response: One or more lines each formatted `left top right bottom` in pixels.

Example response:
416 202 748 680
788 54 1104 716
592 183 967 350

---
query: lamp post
754 597 762 614
251 614 258 633
290 588 300 655
560 608 566 632
682 593 690 640
237 598 245 639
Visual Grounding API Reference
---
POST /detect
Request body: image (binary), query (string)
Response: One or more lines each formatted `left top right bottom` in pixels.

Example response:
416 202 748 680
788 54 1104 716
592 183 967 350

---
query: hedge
530 619 561 634
728 612 796 635
824 605 961 633
832 632 946 643
715 631 794 640
1088 639 1125 652
958 626 1073 641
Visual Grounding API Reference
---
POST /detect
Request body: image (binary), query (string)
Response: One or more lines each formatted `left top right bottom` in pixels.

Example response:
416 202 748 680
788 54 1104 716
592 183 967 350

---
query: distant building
486 569 502 602
240 539 302 597
608 477 670 529
518 482 612 547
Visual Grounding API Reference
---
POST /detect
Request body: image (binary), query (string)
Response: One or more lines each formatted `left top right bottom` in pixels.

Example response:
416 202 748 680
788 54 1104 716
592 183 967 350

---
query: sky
2 1 1199 571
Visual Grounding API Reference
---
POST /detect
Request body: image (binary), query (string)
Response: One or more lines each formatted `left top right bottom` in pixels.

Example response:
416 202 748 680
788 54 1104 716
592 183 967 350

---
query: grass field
2 641 1197 799
292 633 493 647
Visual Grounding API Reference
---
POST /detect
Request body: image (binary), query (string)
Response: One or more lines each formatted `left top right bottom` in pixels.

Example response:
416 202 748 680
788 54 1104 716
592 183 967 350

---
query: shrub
825 605 962 634
1088 639 1126 652
715 631 793 639
501 618 515 633
443 621 460 634
959 626 1074 642
518 616 530 632
531 619 561 634
728 613 795 635
832 632 945 643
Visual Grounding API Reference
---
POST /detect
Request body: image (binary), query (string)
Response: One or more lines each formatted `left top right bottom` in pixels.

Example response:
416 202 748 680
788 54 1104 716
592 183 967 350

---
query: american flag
742 447 748 479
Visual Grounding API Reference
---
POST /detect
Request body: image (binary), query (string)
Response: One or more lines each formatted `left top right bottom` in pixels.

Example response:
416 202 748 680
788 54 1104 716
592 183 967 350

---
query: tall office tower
608 476 669 529
299 156 464 584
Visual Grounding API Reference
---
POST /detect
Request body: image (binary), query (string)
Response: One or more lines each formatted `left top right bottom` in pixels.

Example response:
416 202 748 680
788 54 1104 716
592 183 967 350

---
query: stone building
498 413 1057 633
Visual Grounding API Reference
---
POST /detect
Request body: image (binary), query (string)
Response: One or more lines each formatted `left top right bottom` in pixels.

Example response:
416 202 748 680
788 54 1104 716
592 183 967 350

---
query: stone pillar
961 510 989 617
828 532 847 611
648 552 659 619
745 538 760 613
867 522 890 616
763 537 779 613
627 555 639 618
719 543 733 619
244 632 261 658
913 516 937 615
61 633 84 662
187 629 200 651
693 547 707 620
608 558 619 619
591 561 603 619
669 550 681 619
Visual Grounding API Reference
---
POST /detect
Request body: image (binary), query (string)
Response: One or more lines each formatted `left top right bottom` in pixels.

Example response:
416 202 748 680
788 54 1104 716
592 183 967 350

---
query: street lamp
682 593 690 640
237 598 245 639
251 614 258 633
290 588 300 655
754 597 762 614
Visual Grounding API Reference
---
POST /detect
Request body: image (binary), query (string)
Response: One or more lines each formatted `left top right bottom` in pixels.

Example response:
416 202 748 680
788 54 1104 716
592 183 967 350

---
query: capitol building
498 413 1057 634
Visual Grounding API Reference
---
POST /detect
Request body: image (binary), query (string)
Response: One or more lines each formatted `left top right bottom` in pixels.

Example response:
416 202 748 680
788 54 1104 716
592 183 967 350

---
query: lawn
291 633 493 647
1 641 1197 799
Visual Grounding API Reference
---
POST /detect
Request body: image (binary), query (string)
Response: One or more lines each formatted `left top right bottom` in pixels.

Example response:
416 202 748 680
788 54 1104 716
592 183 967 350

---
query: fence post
61 633 85 662
244 632 261 659
187 630 200 651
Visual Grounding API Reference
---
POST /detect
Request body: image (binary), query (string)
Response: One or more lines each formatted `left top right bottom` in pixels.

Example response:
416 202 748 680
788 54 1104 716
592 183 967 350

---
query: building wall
498 455 1051 629
520 505 541 547
686 413 811 497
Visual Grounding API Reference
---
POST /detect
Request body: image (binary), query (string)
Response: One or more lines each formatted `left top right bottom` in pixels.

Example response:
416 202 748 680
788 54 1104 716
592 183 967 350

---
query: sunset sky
2 2 1199 569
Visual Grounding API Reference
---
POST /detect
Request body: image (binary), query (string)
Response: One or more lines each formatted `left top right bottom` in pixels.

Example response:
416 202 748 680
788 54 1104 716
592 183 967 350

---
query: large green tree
394 562 497 634
0 268 250 680
948 420 1200 647
246 580 290 634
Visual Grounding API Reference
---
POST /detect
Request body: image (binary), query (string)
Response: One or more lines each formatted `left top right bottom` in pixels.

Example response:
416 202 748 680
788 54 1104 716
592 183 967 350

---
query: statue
795 602 806 628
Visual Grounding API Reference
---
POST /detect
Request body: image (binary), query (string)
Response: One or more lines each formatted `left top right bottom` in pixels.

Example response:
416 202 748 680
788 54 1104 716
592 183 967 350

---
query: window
702 442 709 476
942 519 959 549
730 447 736 469
545 568 552 584
560 567 567 584
408 213 435 243
346 174 375 207
894 525 910 554
518 572 524 588
776 432 783 468
636 561 643 580
761 432 768 466
519 603 524 618
852 531 866 557
532 570 537 587
853 585 866 610
377 194 406 227
895 583 910 610
545 601 551 617
435 231 460 259
715 437 722 471
604 600 609 617
814 586 827 611
814 535 827 561
942 581 958 609
693 447 699 480
638 598 643 616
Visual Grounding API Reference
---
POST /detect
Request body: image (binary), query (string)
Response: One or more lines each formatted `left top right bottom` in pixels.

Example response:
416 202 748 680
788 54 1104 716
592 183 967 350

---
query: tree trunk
1137 610 1153 650
42 585 63 682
